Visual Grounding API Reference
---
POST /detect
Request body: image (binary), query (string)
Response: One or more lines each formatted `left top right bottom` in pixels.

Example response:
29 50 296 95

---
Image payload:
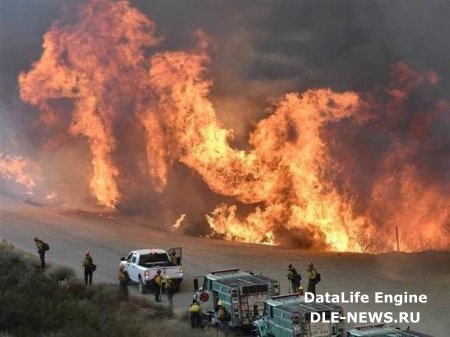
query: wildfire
173 214 186 229
0 153 37 190
15 0 450 252
18 0 161 208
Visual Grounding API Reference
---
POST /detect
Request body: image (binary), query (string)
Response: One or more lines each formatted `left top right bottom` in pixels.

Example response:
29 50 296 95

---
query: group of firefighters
189 298 229 331
33 236 178 305
32 236 319 332
287 262 319 296
33 236 97 286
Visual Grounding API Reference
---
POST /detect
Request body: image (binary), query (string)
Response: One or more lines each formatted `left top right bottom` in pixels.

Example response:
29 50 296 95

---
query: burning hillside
1 0 449 252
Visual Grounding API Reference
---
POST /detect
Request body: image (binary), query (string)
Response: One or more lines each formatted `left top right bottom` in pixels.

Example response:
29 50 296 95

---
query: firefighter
152 269 163 302
165 275 175 308
118 265 130 300
307 262 317 296
82 250 95 286
287 263 301 293
189 299 202 328
33 236 48 269
170 251 178 265
215 300 228 334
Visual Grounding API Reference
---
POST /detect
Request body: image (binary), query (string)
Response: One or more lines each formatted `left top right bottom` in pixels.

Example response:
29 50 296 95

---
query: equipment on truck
120 247 183 293
193 268 280 328
254 293 345 337
347 324 432 337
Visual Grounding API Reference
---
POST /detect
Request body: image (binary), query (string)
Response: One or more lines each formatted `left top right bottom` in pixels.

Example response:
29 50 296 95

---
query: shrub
0 243 216 337
49 265 75 282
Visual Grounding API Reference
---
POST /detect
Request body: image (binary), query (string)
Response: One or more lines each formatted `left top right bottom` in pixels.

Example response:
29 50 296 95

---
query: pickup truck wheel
138 276 146 294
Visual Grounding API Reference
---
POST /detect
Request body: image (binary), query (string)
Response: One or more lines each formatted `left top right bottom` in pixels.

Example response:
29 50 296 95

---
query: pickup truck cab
120 247 183 293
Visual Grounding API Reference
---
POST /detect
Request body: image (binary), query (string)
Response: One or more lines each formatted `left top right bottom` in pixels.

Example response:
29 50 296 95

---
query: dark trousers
154 285 162 302
307 280 316 296
167 292 173 307
39 251 46 268
190 313 201 328
291 280 300 293
119 284 128 300
84 270 93 285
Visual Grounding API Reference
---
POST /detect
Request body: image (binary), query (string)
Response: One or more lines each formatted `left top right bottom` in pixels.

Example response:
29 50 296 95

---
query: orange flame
143 39 449 252
0 153 37 190
19 0 161 207
144 38 363 250
173 214 186 229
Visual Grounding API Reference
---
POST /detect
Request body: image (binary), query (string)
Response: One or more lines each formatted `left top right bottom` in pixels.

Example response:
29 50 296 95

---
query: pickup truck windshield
138 253 169 267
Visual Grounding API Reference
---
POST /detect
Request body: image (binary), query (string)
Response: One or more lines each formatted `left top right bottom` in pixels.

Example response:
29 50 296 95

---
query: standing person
152 269 163 302
33 236 49 269
215 300 228 335
287 264 301 293
189 299 202 328
118 265 130 300
170 251 178 265
165 275 175 308
306 262 317 296
82 250 94 286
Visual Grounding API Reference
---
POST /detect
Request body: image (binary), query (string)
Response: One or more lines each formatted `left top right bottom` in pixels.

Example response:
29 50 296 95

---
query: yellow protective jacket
118 270 129 285
166 279 174 289
82 256 93 271
189 303 201 313
307 268 317 280
35 240 45 253
153 275 163 286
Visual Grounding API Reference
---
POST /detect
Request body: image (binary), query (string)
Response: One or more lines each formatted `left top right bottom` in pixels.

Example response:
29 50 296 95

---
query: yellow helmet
218 300 223 306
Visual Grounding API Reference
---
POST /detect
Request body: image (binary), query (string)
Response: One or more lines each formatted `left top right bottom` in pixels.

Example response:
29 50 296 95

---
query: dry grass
0 241 217 337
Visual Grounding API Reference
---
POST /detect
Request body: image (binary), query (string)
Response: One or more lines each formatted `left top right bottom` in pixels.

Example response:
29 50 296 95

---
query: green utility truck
193 268 280 328
254 294 345 337
346 324 432 337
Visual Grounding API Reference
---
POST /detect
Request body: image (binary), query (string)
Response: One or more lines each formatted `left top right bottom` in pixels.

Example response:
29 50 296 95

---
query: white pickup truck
120 247 183 293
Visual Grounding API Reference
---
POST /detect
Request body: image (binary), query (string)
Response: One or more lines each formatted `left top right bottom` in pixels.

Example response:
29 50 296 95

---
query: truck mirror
120 257 125 261
193 278 199 291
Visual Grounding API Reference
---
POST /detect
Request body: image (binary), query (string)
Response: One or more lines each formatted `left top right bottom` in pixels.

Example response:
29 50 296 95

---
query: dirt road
1 195 449 336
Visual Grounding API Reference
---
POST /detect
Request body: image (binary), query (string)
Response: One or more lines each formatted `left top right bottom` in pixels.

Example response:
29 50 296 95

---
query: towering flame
19 0 161 207
144 42 362 250
15 0 449 252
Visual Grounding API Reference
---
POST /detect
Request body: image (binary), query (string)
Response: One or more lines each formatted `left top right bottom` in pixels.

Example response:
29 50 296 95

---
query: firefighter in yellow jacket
118 265 130 300
306 262 317 296
165 275 175 308
189 299 202 328
33 236 48 268
152 269 163 302
82 250 95 286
